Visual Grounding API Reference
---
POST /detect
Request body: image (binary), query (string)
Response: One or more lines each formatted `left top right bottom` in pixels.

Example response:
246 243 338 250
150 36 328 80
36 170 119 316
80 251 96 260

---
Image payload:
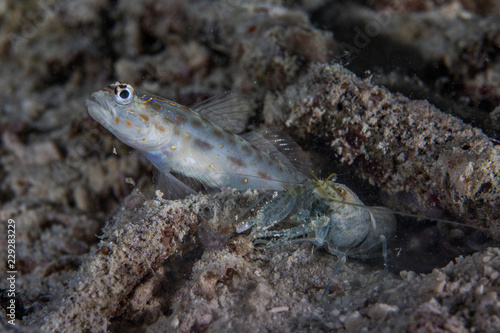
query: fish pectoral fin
170 169 222 195
192 92 253 134
153 169 198 200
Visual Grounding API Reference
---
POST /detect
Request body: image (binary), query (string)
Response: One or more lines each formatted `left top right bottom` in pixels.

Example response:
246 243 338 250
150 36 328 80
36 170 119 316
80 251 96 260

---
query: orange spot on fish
115 117 120 124
153 96 173 105
242 145 252 154
155 124 165 132
227 156 246 167
258 171 271 180
195 139 214 150
175 114 187 124
153 104 162 111
126 119 132 126
142 138 147 142
163 116 175 124
212 128 224 138
140 114 150 121
191 119 202 127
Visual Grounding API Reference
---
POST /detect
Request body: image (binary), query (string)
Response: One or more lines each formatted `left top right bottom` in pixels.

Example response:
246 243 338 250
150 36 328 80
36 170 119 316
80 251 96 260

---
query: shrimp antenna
308 167 320 182
324 173 337 183
323 198 493 233
214 172 307 186
308 168 337 187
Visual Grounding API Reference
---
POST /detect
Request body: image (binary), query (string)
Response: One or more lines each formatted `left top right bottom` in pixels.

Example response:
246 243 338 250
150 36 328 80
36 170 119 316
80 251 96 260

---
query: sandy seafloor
1 0 500 332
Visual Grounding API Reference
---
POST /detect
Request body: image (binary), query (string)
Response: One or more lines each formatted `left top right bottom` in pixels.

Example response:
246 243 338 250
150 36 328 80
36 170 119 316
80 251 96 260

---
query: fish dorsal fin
192 92 253 134
241 129 310 180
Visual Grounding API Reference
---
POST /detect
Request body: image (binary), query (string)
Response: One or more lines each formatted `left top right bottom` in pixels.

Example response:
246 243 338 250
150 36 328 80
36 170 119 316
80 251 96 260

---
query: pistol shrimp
236 173 397 294
233 170 496 293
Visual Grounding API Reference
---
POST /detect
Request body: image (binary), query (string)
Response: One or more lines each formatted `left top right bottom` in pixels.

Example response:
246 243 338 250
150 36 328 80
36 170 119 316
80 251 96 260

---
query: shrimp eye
332 186 344 196
114 84 134 105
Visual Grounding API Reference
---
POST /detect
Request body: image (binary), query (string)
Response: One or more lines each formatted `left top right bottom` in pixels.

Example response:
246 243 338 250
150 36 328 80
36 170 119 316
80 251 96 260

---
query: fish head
86 82 174 151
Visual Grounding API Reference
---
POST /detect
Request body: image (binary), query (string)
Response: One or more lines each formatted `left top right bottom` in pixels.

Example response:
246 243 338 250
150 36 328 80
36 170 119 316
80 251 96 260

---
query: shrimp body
237 175 396 263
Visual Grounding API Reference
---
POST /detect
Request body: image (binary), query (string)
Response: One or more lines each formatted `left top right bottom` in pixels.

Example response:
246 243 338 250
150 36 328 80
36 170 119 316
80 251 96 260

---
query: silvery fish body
85 82 307 198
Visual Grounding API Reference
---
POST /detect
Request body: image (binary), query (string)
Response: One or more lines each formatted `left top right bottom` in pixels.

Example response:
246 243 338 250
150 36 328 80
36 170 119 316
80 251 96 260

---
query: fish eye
114 84 134 105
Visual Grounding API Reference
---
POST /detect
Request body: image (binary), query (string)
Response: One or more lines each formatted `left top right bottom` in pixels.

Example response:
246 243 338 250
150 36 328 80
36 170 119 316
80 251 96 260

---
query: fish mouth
85 91 115 127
